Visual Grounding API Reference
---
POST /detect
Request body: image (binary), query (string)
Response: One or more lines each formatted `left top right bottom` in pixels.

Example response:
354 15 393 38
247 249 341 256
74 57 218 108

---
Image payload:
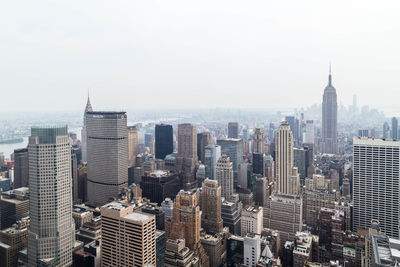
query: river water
0 137 29 160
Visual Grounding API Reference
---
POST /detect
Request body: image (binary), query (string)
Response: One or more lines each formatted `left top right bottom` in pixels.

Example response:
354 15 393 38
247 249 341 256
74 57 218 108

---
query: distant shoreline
0 137 24 144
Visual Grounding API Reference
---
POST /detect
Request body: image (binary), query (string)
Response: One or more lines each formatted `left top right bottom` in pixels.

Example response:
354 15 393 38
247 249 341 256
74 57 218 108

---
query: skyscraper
228 122 239 139
165 190 209 265
392 117 398 139
81 95 92 163
13 148 28 188
27 126 75 267
253 128 264 154
155 124 173 160
204 145 221 180
383 122 390 139
176 123 198 173
86 111 128 205
128 126 138 167
201 179 223 235
197 132 211 163
217 138 243 186
353 137 400 238
303 120 315 145
216 156 234 201
321 66 338 154
101 202 156 267
275 121 300 195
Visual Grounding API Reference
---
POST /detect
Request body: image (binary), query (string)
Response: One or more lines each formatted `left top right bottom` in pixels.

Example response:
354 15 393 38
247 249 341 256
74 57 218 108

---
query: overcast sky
1 1 399 115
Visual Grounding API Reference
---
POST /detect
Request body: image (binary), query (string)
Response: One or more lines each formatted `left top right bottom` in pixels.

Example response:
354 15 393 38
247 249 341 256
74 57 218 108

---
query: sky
1 0 400 115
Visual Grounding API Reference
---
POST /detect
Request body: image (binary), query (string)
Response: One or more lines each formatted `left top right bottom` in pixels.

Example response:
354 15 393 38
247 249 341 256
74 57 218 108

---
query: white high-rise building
27 126 75 267
241 206 263 237
244 233 261 267
353 137 400 238
216 155 234 201
303 120 315 145
275 121 300 195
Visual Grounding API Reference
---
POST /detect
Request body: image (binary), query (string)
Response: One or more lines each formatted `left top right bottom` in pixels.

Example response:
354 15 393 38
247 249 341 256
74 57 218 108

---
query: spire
328 63 332 86
85 90 93 113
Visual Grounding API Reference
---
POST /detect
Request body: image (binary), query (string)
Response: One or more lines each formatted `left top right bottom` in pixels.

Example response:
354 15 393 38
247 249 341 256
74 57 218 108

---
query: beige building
241 206 263 237
253 128 264 154
201 179 223 235
263 193 303 247
0 218 28 267
303 190 335 230
165 239 200 267
275 121 300 195
200 230 227 267
177 123 198 173
100 201 156 267
128 126 138 167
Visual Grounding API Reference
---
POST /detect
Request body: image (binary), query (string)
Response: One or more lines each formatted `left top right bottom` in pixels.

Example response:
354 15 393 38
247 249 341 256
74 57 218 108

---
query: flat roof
124 212 150 222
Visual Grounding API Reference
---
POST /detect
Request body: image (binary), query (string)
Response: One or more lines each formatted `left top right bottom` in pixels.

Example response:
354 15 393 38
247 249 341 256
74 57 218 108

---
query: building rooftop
124 212 150 222
103 201 130 211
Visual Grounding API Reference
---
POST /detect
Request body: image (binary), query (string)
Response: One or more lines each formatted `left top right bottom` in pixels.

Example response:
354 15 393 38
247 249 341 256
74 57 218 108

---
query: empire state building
321 67 338 154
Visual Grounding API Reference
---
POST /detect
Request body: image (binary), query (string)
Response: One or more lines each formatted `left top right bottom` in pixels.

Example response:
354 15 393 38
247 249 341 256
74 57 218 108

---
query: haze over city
1 0 400 114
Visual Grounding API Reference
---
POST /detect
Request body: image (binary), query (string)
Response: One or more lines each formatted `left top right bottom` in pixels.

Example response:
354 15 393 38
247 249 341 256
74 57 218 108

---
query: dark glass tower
155 124 173 159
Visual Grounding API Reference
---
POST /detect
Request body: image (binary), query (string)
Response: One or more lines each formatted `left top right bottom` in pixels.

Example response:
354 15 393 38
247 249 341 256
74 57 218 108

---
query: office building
321 67 338 154
141 204 166 231
217 138 243 186
253 128 264 154
101 202 156 266
165 190 209 265
275 121 300 195
81 95 93 163
263 193 303 246
200 231 227 267
140 170 180 205
221 200 242 235
86 111 128 205
353 137 400 238
303 120 315 145
303 190 335 230
156 231 166 267
216 156 234 201
252 153 265 175
204 145 221 180
161 198 174 221
73 240 100 267
197 132 211 163
294 147 307 181
201 179 223 235
27 126 75 267
0 187 29 230
243 233 261 267
392 117 398 140
13 148 28 188
241 206 263 237
164 239 200 267
255 177 268 207
128 126 138 167
383 122 390 139
228 122 239 139
155 124 173 160
0 219 28 267
176 123 198 173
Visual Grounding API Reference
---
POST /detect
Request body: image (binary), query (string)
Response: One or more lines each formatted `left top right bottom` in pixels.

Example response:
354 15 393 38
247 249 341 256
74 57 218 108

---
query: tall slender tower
27 126 75 267
86 111 128 205
81 95 92 163
321 66 338 154
216 155 234 201
128 126 138 167
392 117 398 139
253 128 264 154
201 179 223 235
275 121 300 195
228 122 239 139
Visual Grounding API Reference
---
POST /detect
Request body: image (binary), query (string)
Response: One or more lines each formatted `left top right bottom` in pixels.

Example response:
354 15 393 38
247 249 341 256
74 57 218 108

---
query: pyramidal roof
85 95 93 113
324 64 336 92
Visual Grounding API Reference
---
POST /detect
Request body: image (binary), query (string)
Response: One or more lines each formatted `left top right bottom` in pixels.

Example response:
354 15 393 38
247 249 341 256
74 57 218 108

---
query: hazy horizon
1 1 399 115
